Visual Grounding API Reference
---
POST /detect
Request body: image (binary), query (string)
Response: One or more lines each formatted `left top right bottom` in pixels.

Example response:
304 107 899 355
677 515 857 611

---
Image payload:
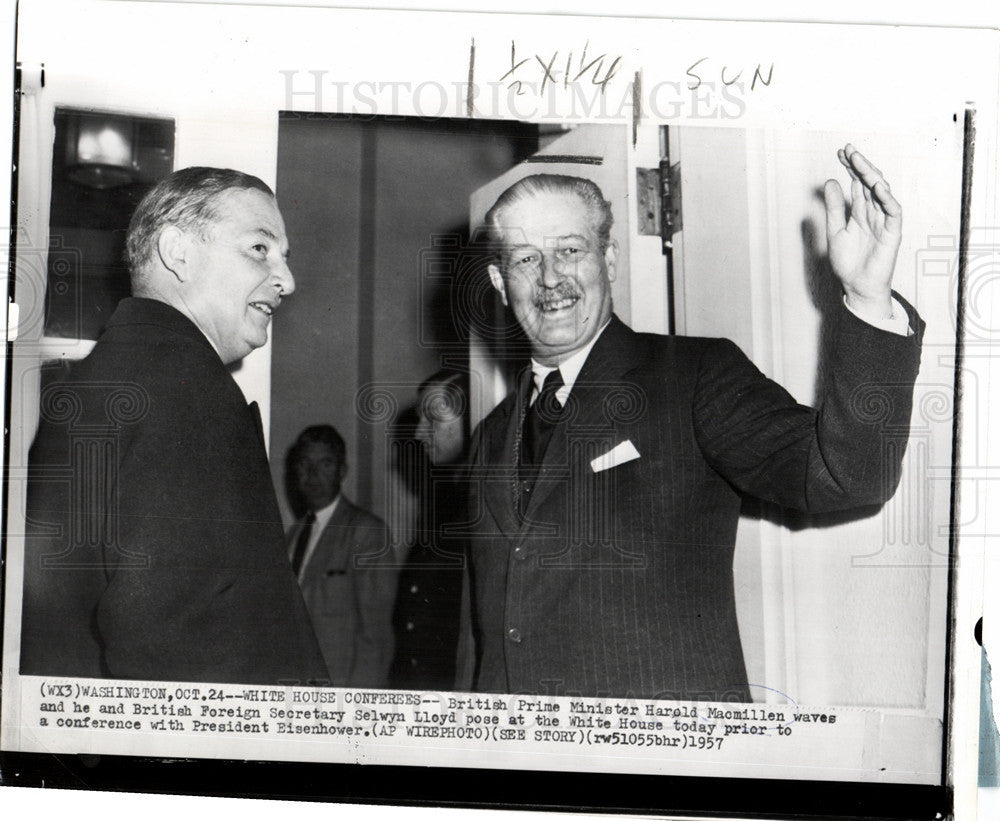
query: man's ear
488 263 508 306
156 226 194 282
604 239 619 282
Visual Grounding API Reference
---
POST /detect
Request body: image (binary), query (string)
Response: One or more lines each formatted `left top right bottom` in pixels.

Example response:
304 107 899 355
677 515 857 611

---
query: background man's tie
291 510 316 575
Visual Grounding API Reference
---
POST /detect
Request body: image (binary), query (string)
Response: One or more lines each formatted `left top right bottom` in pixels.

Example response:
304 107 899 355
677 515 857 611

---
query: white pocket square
590 439 641 473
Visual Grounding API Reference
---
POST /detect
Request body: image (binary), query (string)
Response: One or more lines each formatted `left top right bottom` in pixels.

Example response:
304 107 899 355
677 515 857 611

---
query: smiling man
20 167 328 685
487 175 617 365
463 151 924 701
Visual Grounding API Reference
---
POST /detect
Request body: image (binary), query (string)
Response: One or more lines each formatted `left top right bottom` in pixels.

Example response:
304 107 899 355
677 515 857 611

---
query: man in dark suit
390 370 469 690
286 425 396 687
464 145 923 701
20 167 328 685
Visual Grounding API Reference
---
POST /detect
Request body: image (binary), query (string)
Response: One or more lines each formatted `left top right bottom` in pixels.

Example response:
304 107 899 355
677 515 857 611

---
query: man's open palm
823 144 902 319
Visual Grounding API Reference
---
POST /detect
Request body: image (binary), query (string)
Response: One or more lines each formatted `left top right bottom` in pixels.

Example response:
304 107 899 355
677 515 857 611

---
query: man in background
390 370 469 690
21 167 328 685
286 425 396 687
463 145 923 701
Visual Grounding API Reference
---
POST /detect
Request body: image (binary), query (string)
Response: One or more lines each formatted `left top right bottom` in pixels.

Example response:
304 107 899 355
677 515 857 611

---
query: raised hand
823 144 902 321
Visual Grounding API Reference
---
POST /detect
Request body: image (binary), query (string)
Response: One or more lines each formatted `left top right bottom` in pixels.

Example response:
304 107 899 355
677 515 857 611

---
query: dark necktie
521 368 565 470
291 511 316 575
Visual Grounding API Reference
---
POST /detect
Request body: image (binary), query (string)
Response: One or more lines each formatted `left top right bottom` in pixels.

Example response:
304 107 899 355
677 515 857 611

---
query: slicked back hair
125 166 274 282
288 425 347 473
484 174 614 256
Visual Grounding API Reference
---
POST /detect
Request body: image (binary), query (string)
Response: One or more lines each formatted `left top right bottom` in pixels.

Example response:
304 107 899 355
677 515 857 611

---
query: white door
673 125 958 713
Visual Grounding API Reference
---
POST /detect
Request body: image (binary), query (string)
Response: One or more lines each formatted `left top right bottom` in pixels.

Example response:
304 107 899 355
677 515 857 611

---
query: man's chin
244 331 270 353
530 339 587 363
528 326 588 357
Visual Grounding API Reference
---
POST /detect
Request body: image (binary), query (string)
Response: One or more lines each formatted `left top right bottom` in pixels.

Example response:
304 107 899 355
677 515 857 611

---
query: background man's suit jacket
287 497 396 687
466 302 924 701
21 298 328 685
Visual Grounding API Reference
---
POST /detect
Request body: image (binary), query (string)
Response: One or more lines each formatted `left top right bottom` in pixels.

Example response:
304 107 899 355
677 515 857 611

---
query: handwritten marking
632 70 642 147
686 57 709 90
495 40 623 97
499 40 530 96
535 53 558 94
687 57 775 92
751 63 775 90
721 66 742 86
467 38 476 117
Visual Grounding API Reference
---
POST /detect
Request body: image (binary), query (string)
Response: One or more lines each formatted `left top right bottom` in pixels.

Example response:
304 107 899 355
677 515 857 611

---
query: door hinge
636 161 681 253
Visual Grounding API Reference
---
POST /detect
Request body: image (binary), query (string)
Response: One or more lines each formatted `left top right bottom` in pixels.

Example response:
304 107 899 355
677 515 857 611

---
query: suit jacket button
410 584 419 594
513 546 526 561
507 627 522 644
405 621 415 631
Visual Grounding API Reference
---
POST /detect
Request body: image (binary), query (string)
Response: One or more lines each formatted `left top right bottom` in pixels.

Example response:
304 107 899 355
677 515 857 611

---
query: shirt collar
529 318 612 397
311 494 341 532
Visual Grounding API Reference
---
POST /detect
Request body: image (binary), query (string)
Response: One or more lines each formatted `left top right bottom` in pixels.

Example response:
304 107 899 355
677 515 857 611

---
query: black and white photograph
1 2 997 819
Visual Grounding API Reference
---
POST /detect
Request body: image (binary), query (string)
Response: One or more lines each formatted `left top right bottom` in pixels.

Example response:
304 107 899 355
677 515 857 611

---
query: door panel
674 125 957 709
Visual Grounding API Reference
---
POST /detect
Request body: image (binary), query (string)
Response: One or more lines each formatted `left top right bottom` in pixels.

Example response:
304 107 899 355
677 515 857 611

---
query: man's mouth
536 290 581 313
250 301 274 317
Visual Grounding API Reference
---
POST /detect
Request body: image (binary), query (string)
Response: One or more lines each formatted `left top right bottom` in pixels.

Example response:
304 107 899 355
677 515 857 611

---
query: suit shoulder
35 331 227 443
630 331 748 372
632 329 735 352
341 499 387 531
74 325 232 402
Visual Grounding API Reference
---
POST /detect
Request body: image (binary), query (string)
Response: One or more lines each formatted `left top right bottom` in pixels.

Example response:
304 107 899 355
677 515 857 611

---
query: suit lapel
519 316 645 524
247 401 266 449
481 366 533 537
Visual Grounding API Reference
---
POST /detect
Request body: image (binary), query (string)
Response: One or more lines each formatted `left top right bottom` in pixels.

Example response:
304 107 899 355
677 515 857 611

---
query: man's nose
538 252 564 288
274 258 295 296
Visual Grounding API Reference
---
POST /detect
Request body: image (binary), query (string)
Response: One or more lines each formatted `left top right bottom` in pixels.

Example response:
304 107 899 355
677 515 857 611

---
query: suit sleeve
692 296 924 513
348 517 398 688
